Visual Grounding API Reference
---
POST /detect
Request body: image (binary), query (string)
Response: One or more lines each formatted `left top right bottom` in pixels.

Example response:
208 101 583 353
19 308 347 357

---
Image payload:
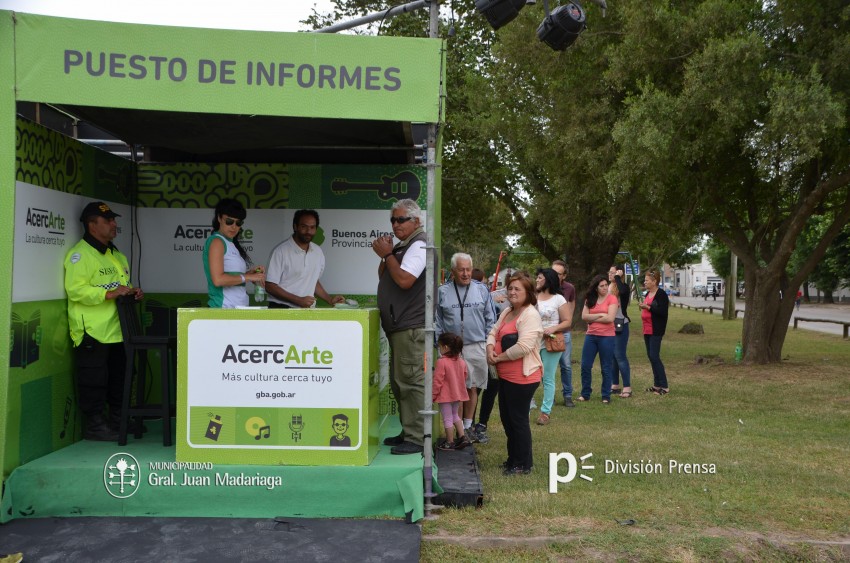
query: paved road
668 295 850 337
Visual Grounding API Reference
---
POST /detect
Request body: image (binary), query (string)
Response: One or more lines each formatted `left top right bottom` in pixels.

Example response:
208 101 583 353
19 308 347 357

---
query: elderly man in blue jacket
436 253 497 443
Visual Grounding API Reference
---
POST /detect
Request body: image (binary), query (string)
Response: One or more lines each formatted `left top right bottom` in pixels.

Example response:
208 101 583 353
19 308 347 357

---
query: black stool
116 295 176 446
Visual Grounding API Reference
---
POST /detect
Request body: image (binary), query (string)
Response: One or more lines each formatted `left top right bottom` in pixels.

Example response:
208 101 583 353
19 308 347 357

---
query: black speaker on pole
537 2 586 50
475 0 528 30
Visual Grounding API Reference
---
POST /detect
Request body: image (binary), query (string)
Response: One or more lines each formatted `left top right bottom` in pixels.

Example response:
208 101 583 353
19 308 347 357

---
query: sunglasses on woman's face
224 218 244 227
390 216 413 225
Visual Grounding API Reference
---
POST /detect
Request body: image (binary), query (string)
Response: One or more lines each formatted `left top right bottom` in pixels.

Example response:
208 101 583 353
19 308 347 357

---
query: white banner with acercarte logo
136 208 422 296
13 182 132 303
13 184 423 301
187 319 362 408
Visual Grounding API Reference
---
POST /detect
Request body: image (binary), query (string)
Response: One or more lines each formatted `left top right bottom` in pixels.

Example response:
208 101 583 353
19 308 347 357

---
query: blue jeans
611 322 631 388
580 334 614 400
540 348 561 414
644 334 668 389
559 332 573 398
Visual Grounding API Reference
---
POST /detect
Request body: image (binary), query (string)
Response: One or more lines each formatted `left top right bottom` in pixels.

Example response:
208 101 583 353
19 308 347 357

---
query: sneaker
391 441 424 455
564 397 575 408
383 432 405 446
466 428 480 443
529 399 538 411
437 440 456 451
472 423 489 444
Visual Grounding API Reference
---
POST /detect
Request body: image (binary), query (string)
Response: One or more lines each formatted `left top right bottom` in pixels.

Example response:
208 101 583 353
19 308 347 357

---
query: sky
0 0 336 32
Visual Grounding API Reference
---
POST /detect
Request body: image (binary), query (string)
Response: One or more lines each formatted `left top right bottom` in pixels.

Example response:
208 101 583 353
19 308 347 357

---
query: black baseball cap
80 201 121 222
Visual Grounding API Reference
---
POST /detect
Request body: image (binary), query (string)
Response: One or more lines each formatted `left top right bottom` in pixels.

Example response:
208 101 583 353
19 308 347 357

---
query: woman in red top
486 273 543 475
638 268 670 395
433 332 470 451
579 275 619 403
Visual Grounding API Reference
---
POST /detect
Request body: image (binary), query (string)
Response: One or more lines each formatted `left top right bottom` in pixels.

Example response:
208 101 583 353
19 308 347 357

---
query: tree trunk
822 289 835 304
564 238 622 332
742 269 796 363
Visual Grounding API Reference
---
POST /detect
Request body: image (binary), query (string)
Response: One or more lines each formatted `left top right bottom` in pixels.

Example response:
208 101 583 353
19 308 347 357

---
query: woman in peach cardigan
486 273 543 475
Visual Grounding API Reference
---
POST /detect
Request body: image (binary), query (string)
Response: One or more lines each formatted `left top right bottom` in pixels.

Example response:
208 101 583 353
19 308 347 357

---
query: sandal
619 391 633 398
601 399 610 405
645 387 660 393
454 435 472 449
576 396 589 402
653 388 669 396
610 386 622 394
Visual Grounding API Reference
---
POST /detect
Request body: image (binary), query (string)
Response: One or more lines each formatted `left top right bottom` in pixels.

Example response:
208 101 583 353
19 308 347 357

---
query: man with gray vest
372 199 427 455
436 253 497 443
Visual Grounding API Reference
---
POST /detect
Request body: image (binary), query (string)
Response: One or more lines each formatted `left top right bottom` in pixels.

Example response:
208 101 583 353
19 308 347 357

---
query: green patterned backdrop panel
16 119 133 201
137 163 426 210
321 165 426 210
136 163 293 209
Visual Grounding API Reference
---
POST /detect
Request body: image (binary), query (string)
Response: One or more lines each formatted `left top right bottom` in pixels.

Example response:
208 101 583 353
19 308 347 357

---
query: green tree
310 1 693 289
309 2 850 362
607 0 850 363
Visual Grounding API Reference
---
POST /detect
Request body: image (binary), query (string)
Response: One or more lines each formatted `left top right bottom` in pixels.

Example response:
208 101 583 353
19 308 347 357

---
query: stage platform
434 444 484 509
1 420 439 524
0 516 421 562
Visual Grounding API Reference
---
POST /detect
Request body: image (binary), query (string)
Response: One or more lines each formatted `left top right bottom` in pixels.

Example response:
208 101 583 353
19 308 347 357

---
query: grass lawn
421 307 850 561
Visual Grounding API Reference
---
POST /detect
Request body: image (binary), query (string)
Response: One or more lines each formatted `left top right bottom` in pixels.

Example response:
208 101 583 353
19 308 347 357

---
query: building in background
672 254 721 298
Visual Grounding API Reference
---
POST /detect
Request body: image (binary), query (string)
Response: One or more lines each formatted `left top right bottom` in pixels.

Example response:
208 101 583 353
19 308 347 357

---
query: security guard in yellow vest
64 201 144 441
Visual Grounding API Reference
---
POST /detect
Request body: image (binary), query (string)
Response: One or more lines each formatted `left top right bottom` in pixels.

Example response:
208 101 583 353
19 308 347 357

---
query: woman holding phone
202 198 265 308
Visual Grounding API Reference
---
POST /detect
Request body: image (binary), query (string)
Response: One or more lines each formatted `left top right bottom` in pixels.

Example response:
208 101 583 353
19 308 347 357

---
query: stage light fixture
475 0 528 30
537 2 587 51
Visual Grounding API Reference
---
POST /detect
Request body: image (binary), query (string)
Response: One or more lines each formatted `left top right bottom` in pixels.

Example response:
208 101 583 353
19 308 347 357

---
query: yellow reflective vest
64 238 131 346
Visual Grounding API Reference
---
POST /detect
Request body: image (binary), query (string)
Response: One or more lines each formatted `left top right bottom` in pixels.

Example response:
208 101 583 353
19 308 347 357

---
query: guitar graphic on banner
330 171 421 202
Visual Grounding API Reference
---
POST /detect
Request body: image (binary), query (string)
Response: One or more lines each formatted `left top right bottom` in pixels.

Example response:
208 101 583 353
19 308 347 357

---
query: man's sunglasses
390 216 413 225
224 218 244 227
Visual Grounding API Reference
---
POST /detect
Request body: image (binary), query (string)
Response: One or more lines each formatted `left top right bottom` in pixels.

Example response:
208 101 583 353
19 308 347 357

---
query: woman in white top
534 268 571 425
203 198 265 308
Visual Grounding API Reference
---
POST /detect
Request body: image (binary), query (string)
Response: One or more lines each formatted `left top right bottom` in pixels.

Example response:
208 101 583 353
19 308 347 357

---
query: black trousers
644 334 668 389
268 302 292 309
498 379 539 470
75 336 126 418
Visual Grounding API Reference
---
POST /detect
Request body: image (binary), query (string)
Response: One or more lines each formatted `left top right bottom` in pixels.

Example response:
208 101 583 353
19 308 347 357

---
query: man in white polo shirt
265 209 345 308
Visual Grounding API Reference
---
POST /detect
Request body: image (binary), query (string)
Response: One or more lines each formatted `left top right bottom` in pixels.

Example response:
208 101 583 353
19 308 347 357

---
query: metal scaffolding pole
421 0 440 519
314 0 430 34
